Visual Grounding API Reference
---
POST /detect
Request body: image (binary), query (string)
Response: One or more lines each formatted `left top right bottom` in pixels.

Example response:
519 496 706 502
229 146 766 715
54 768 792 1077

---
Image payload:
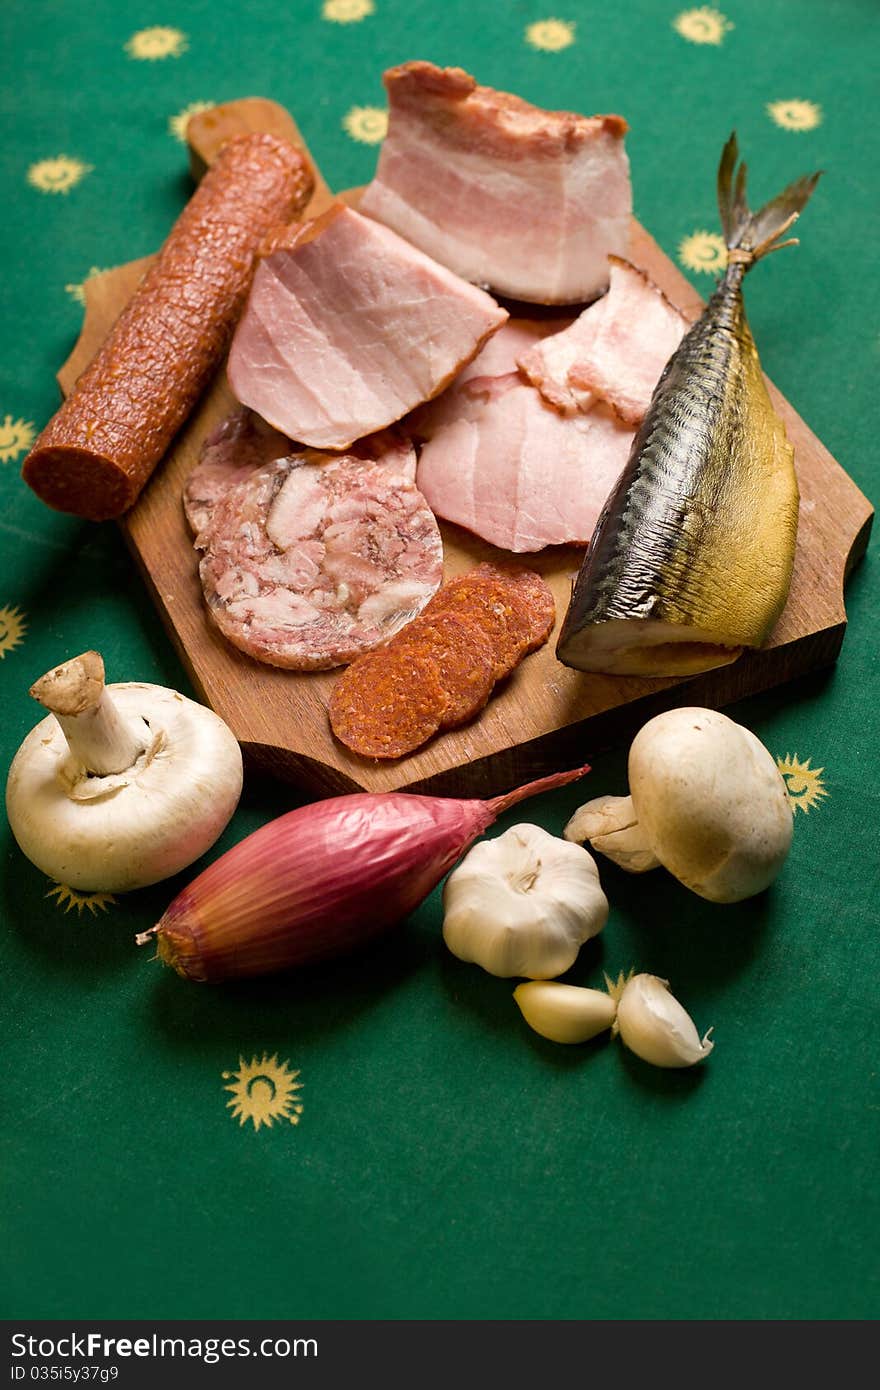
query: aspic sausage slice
197 451 443 670
22 133 314 521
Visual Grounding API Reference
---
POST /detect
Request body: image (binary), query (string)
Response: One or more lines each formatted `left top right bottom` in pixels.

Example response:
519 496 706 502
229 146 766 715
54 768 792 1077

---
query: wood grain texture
57 99 873 799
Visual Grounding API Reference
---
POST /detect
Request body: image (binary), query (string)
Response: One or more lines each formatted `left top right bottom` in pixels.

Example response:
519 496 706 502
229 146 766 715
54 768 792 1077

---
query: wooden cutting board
58 98 874 800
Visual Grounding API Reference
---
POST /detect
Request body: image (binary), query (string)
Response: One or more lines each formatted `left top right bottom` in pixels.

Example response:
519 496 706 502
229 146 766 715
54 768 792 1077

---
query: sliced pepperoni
394 611 497 728
424 574 534 678
470 563 556 650
328 647 447 759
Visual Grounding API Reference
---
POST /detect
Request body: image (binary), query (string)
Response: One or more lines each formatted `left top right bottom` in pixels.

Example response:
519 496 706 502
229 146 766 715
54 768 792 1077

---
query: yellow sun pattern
27 156 92 195
223 1055 304 1131
0 604 27 657
525 19 576 52
46 884 117 916
342 106 388 144
65 267 107 307
323 0 374 21
168 101 215 142
776 754 829 815
0 416 36 463
679 230 728 274
767 99 822 132
125 27 188 61
673 7 733 45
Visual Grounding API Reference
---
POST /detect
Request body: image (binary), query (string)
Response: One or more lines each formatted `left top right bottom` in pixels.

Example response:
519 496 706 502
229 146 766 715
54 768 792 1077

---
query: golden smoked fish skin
557 135 820 677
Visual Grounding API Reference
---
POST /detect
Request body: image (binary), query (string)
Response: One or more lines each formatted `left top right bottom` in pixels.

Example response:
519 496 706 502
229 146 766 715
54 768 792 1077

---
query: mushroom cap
6 682 243 892
628 707 794 903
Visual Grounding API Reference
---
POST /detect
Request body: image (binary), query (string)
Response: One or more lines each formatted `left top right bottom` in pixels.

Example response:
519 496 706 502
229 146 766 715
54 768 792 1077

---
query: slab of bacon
227 204 507 451
359 61 631 305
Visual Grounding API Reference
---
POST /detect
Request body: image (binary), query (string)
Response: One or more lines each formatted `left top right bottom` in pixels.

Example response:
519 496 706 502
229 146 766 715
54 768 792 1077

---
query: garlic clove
514 981 617 1044
564 795 660 873
614 973 713 1068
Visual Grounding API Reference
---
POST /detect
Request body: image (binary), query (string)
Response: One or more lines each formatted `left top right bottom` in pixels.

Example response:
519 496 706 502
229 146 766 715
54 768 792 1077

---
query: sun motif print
65 268 108 306
323 0 375 21
0 605 27 657
27 157 92 195
776 755 828 814
678 231 728 274
0 416 36 462
168 102 215 142
46 883 117 916
125 27 188 60
342 106 388 144
767 100 822 132
525 19 576 52
672 8 733 45
223 1055 304 1130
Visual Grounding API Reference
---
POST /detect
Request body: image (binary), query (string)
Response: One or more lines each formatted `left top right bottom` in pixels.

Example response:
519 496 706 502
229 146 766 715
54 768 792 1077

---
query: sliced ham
414 371 633 553
197 448 442 670
456 316 573 384
226 204 507 451
519 256 689 422
359 61 631 305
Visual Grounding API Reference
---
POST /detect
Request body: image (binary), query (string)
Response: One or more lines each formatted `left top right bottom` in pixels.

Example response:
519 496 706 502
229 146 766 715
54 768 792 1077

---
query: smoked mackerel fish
557 134 821 677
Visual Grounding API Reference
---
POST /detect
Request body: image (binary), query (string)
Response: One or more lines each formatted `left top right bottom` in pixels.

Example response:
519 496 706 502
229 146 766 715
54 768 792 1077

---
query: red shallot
135 766 589 981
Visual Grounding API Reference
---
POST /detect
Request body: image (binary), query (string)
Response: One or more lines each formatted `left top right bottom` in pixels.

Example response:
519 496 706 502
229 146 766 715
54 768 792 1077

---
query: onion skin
142 767 589 981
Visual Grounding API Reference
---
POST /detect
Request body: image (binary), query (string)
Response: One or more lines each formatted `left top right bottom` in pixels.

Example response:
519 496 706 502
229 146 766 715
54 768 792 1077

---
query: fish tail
717 132 821 270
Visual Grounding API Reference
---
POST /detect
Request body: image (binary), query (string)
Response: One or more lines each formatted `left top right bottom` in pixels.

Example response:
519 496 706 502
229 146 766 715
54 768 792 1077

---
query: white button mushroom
5 650 243 892
564 708 794 903
442 822 608 978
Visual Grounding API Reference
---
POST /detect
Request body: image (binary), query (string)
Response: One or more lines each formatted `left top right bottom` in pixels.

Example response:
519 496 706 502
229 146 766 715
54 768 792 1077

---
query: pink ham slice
226 204 507 451
414 371 633 553
197 447 442 670
519 256 689 422
359 61 631 305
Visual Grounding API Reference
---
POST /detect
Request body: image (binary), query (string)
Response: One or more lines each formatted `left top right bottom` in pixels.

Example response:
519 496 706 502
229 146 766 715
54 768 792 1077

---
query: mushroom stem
29 651 149 777
563 794 660 873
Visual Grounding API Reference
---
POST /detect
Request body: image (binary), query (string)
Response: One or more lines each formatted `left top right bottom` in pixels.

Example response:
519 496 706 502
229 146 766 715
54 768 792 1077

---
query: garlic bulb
614 973 714 1068
514 981 617 1044
442 823 608 978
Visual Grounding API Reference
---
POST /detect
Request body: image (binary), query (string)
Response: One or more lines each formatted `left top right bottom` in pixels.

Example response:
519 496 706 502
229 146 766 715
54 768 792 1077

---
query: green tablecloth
1 0 877 1321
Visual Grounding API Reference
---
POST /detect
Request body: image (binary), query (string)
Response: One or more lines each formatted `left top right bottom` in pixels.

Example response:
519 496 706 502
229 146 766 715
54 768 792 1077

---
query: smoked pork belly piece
226 205 507 451
414 372 633 553
197 447 442 670
519 257 689 421
359 61 631 305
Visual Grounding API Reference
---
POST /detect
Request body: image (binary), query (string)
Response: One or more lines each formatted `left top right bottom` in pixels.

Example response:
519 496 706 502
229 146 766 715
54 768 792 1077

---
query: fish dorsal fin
717 132 821 268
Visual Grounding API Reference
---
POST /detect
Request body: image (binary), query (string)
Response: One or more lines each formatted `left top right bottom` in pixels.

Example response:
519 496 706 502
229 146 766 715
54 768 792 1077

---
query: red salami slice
197 450 443 670
328 647 447 759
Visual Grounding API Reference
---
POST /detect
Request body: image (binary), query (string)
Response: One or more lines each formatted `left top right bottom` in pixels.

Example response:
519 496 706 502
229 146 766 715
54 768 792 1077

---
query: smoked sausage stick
23 133 314 521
